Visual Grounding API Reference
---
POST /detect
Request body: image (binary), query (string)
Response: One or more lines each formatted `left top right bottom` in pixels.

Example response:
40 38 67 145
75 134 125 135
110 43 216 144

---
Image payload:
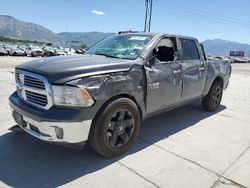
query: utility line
154 1 250 27
153 4 250 29
155 0 250 24
106 0 250 30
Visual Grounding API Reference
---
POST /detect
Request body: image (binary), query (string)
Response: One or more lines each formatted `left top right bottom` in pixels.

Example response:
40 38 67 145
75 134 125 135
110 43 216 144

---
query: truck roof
118 32 198 41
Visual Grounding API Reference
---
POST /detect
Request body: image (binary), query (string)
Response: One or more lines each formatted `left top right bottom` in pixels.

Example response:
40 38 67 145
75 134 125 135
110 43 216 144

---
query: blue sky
1 0 250 43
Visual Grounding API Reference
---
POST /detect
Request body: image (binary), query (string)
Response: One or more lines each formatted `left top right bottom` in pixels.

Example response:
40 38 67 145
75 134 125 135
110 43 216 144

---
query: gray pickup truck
9 33 231 157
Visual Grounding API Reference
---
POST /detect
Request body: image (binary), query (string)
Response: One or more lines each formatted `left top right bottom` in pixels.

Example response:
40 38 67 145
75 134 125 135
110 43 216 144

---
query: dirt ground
0 56 39 69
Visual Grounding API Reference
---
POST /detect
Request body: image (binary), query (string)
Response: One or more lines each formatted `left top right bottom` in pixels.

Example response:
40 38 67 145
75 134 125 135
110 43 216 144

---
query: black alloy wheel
89 98 141 157
106 109 134 148
202 80 223 112
211 86 222 108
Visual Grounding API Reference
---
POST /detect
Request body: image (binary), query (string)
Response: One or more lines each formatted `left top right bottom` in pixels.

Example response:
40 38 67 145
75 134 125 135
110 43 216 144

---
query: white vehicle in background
64 48 76 55
55 46 67 56
4 45 26 56
231 57 248 63
0 46 8 56
11 47 26 56
242 57 250 63
245 57 250 63
42 46 56 57
215 56 233 63
4 44 14 55
26 46 44 57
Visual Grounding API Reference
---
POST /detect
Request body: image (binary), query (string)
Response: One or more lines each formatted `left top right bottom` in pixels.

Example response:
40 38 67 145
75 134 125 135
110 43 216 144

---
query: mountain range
0 15 63 43
58 32 115 47
202 39 250 56
0 15 249 56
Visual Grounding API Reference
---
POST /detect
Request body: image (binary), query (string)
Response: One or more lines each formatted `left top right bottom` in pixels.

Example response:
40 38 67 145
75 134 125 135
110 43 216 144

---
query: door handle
173 69 181 74
199 67 205 71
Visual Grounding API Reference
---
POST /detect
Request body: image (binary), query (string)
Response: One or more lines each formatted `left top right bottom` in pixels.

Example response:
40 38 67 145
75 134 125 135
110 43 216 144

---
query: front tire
88 98 141 157
202 81 223 112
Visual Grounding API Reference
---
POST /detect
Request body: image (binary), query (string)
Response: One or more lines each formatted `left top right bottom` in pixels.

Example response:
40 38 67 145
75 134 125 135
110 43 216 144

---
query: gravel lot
0 57 250 188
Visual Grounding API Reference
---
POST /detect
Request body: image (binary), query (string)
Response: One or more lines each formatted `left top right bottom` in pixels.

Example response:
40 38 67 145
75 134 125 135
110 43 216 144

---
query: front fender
67 64 146 119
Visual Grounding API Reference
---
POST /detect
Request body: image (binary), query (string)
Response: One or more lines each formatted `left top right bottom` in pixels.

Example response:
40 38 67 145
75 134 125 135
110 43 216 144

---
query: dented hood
16 55 133 83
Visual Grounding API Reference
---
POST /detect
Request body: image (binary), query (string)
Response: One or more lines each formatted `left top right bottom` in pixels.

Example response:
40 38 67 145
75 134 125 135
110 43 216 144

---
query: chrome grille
24 75 46 89
26 90 48 106
15 70 53 110
15 72 21 85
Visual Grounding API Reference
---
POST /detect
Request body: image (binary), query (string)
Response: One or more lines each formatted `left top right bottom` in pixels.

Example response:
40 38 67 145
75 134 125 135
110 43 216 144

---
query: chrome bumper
10 106 92 144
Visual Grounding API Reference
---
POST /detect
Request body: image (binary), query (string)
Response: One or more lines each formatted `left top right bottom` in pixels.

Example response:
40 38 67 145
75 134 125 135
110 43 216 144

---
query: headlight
52 85 94 107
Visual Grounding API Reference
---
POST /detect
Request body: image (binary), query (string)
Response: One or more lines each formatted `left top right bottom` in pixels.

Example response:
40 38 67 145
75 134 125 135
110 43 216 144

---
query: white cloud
92 9 105 16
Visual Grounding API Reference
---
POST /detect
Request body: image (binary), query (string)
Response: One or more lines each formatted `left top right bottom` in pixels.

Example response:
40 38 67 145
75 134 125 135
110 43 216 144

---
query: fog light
55 127 64 139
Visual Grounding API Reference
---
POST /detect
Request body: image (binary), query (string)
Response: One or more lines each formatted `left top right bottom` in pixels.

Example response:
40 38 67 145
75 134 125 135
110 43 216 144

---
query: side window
180 39 200 60
155 38 176 63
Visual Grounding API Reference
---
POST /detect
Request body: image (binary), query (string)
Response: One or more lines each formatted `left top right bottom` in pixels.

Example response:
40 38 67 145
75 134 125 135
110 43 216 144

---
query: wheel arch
90 94 144 132
97 94 143 121
212 76 224 88
203 75 224 97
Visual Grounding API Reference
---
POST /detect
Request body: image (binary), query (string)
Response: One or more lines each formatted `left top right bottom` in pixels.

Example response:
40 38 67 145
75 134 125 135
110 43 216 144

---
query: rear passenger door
179 38 206 101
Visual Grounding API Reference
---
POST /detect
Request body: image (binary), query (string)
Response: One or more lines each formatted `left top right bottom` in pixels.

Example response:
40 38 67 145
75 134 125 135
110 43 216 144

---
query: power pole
144 0 153 32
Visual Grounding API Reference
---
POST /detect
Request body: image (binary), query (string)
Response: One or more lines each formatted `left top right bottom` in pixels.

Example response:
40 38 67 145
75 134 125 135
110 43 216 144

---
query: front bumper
9 92 92 145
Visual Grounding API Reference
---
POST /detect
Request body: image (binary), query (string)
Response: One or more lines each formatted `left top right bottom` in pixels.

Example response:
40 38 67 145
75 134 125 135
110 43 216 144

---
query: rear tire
202 81 223 112
88 98 141 157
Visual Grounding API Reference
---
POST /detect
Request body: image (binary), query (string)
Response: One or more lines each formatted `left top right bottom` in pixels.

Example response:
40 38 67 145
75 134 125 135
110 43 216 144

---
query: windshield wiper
94 53 120 59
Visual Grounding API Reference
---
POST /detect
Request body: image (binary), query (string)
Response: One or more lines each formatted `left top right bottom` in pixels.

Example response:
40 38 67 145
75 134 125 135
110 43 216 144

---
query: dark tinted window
180 39 200 60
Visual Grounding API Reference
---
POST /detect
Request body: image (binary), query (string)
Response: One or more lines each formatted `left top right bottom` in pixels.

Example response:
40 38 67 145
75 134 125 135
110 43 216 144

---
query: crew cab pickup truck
9 33 231 157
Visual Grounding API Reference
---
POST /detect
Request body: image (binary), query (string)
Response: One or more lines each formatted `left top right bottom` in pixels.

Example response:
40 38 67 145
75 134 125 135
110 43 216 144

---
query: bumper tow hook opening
54 127 64 139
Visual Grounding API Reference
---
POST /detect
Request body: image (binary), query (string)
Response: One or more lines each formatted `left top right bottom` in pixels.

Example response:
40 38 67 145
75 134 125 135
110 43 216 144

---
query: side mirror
146 47 158 67
153 47 159 56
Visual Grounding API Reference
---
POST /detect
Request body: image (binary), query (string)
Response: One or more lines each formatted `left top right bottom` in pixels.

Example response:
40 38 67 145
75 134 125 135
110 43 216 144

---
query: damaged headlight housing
52 85 94 107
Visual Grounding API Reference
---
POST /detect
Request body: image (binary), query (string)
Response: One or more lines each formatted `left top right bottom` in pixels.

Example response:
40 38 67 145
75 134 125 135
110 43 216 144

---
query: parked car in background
42 46 56 57
18 45 28 55
4 45 14 55
55 46 67 56
31 46 44 57
245 57 250 63
226 56 235 63
12 47 26 56
231 57 248 63
242 57 250 63
26 46 44 57
64 48 76 55
0 42 85 57
75 48 86 54
215 56 233 63
0 46 8 56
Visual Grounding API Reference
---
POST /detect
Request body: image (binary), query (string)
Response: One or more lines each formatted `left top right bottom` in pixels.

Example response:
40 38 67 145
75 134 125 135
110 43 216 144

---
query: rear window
180 39 200 60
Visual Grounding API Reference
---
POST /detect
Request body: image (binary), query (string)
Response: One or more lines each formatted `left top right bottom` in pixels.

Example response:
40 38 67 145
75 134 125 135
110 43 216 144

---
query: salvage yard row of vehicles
208 55 250 63
0 43 85 57
1 42 249 63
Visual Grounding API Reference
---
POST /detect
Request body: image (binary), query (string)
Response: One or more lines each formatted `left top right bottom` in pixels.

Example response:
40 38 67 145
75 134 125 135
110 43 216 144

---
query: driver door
145 38 182 114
